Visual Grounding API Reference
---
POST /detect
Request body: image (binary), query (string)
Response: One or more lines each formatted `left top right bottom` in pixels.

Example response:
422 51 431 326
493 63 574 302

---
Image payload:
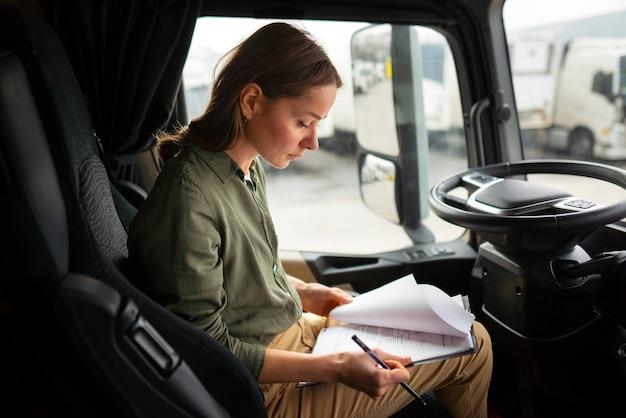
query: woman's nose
302 126 319 150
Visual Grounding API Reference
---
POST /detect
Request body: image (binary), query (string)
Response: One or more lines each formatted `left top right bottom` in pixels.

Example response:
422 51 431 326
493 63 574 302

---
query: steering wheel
429 159 626 254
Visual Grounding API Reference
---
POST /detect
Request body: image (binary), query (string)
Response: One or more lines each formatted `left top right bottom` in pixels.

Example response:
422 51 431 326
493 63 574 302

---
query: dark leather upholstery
0 5 266 417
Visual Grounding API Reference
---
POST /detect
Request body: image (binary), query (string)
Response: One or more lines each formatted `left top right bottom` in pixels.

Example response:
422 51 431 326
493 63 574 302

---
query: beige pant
260 313 492 418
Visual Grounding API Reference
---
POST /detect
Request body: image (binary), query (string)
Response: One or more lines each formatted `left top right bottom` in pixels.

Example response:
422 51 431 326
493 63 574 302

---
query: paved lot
265 146 626 254
265 148 466 254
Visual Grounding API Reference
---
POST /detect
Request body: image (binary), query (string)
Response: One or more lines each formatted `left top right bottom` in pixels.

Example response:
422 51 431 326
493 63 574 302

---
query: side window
183 18 466 254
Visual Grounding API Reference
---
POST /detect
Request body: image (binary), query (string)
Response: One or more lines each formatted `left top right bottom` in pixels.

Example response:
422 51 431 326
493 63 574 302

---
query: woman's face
246 84 337 169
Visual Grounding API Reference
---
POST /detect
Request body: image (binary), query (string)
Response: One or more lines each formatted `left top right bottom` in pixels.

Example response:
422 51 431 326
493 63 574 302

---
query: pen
351 335 427 406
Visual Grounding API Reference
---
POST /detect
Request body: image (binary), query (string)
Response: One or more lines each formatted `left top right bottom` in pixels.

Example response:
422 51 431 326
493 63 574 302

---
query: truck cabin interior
1 1 626 417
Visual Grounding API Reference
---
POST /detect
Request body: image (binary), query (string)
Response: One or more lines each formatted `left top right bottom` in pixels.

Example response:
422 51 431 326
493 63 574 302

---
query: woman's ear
240 82 263 118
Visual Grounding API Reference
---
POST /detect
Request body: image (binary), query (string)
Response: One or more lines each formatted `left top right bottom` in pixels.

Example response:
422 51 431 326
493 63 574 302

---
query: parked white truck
509 13 626 160
183 23 463 155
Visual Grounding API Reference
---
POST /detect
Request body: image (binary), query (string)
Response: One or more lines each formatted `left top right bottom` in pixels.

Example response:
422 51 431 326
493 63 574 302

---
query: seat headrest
0 5 131 270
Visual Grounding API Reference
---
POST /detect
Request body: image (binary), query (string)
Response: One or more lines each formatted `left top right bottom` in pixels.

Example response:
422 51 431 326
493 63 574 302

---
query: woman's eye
299 121 311 128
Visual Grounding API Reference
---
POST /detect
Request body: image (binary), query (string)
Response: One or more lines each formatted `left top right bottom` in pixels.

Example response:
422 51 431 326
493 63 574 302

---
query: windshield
621 56 626 97
504 0 626 216
181 2 626 254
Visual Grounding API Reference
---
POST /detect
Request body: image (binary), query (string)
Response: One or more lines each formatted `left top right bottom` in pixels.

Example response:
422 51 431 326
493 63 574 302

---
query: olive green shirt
127 145 303 379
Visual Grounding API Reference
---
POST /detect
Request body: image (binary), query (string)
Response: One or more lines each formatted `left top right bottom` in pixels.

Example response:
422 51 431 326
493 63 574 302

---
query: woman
128 22 492 418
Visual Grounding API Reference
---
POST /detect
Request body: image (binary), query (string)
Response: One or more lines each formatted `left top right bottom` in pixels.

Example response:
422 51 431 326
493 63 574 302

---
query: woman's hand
336 348 413 399
288 276 353 316
260 346 413 399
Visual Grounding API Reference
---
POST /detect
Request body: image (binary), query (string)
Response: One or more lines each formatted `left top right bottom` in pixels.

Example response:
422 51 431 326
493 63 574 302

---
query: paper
298 276 478 387
312 321 475 365
329 275 475 337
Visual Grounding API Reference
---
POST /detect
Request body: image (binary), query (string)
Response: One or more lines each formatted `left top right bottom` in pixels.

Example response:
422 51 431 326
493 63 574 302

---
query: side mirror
592 70 615 102
359 154 399 224
352 24 434 243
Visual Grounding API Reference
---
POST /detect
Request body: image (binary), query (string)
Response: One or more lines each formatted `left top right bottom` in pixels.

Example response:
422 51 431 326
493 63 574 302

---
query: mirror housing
352 24 434 244
592 70 615 103
359 154 399 224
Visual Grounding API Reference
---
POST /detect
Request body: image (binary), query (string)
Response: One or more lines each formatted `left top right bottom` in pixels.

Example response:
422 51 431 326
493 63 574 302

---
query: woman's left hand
289 277 353 316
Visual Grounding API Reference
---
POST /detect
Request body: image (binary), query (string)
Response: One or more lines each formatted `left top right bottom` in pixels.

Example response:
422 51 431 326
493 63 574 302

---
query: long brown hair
158 22 343 162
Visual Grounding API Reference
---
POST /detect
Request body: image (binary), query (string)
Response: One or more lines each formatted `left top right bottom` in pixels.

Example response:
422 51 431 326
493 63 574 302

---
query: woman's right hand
335 349 413 399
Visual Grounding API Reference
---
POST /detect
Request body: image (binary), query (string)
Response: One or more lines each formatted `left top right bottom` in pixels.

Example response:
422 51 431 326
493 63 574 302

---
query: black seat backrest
0 47 231 417
0 5 266 417
0 33 121 416
0 48 68 303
